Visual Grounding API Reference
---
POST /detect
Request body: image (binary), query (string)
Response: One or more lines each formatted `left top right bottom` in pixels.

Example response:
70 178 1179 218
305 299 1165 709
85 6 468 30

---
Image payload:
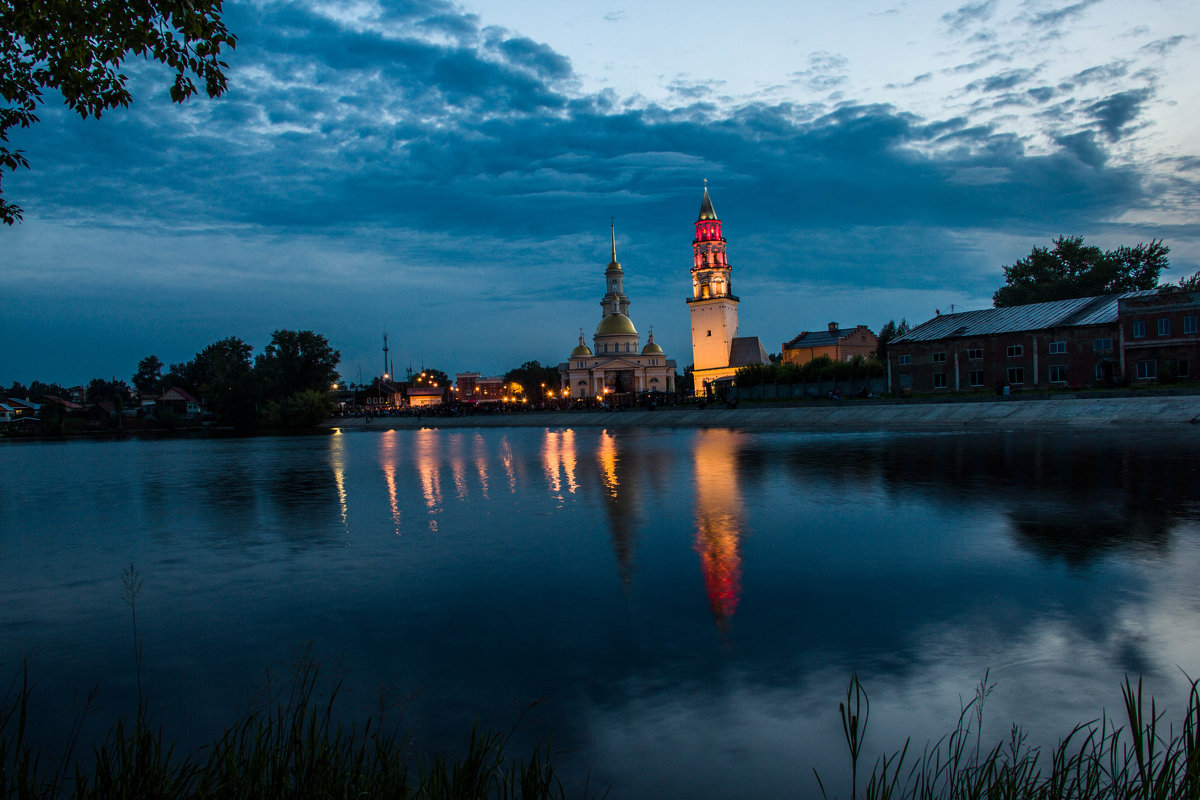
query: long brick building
888 289 1199 394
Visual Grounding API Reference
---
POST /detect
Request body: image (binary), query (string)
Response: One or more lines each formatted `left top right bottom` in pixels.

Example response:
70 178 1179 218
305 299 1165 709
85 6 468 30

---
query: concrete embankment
324 394 1200 431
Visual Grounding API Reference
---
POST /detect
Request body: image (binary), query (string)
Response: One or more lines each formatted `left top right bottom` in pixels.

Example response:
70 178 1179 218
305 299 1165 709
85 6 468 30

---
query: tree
178 336 255 427
1 0 237 224
132 355 165 394
503 361 559 401
85 377 128 403
409 368 449 389
993 236 1169 307
255 330 341 401
874 318 908 363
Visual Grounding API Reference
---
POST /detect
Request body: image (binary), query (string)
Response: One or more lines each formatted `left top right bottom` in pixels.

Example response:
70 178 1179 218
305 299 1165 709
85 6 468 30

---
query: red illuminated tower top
690 181 734 301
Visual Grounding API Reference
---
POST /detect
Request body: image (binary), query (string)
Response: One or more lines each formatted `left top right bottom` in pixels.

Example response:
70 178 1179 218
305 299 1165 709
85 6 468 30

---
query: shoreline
322 393 1200 431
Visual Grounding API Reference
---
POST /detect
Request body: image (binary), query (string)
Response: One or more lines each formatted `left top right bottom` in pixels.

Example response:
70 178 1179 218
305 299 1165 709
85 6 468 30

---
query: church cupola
601 221 630 317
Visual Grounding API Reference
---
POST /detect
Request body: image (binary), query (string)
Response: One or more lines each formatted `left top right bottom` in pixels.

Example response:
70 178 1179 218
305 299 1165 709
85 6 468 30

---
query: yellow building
687 184 768 392
781 322 879 365
558 226 676 400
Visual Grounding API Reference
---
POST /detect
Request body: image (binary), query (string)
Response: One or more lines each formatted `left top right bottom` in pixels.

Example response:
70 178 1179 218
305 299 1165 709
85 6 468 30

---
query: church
687 184 769 392
557 226 677 400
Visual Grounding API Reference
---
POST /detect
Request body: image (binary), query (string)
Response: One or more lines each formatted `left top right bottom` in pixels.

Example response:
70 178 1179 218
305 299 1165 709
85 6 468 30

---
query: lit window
968 348 982 360
1158 318 1170 336
1094 338 1113 352
1007 367 1024 384
1133 320 1146 338
968 370 984 387
932 352 946 363
1137 359 1157 379
932 373 947 389
1007 345 1023 358
897 355 912 365
1049 341 1066 354
1048 365 1067 383
1185 316 1197 334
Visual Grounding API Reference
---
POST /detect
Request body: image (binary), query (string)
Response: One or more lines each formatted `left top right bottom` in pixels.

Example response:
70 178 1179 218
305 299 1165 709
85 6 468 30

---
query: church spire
698 179 718 221
607 218 621 271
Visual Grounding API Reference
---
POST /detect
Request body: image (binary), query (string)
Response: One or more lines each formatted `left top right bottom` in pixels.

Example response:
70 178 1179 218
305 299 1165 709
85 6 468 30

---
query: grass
816 671 1200 800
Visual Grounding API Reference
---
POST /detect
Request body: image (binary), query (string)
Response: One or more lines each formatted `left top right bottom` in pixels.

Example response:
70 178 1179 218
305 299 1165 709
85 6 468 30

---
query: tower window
707 330 712 337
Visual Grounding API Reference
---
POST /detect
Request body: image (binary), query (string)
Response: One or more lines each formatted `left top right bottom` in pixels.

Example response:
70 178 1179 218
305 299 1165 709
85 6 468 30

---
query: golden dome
571 342 593 357
595 313 638 337
641 338 664 355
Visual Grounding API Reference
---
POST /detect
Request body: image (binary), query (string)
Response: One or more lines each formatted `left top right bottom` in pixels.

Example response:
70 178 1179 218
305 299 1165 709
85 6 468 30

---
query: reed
817 672 1200 800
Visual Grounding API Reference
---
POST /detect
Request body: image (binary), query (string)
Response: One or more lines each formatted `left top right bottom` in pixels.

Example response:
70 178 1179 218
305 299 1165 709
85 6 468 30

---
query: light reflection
499 436 517 493
692 429 745 627
448 433 469 501
415 428 443 532
598 430 619 499
472 434 490 500
380 429 402 536
330 429 349 531
542 429 579 501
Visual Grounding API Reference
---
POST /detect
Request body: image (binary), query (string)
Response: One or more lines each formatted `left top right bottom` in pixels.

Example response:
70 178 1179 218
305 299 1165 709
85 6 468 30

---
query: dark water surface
3 426 1200 798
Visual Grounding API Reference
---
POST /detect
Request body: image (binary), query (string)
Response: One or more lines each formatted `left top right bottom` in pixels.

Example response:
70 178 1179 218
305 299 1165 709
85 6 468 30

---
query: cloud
789 52 849 93
1086 89 1153 141
941 0 997 32
1141 35 1188 56
967 67 1041 92
1026 0 1103 28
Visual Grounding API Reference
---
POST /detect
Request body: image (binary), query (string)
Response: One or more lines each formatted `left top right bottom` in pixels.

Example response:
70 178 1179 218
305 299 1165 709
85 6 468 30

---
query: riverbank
323 393 1200 431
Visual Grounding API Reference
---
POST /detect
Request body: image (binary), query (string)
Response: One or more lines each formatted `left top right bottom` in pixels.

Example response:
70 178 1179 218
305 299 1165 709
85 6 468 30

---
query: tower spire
698 180 718 221
610 218 617 264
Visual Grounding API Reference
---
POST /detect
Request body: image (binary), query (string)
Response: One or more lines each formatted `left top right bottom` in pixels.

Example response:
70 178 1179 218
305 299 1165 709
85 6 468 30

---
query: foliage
814 672 1200 800
174 336 256 428
35 398 64 432
0 0 237 224
735 355 885 387
262 389 334 429
410 368 450 388
874 319 909 363
132 355 165 394
1 657 592 799
503 361 559 398
85 377 129 403
993 236 1170 307
255 330 341 401
4 380 27 398
27 380 66 400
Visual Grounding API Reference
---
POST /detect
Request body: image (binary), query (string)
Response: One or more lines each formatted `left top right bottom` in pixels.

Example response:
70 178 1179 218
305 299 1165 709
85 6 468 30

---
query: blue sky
3 0 1198 386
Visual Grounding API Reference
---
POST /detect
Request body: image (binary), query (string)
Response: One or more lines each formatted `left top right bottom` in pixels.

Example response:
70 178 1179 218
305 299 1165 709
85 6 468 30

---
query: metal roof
894 290 1157 343
784 328 858 349
729 337 769 367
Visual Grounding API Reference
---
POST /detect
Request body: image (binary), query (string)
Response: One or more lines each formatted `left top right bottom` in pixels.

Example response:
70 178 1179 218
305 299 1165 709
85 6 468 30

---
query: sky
3 0 1199 387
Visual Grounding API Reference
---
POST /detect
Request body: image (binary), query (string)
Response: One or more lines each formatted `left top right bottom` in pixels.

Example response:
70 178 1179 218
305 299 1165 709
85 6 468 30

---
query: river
2 425 1199 798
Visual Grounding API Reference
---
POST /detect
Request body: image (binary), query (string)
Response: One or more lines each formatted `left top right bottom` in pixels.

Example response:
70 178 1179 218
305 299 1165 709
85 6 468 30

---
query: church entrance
605 370 636 394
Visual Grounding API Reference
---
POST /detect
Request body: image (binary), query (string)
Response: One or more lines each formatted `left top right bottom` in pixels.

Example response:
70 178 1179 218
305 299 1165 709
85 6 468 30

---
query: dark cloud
1054 130 1107 168
1141 35 1187 55
1026 86 1056 103
941 0 997 32
1066 61 1129 88
1027 0 1103 28
1087 89 1153 141
967 67 1040 92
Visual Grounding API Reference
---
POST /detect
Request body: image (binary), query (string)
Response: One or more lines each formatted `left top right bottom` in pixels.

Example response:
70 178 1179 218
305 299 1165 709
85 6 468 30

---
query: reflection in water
379 430 402 536
330 430 349 530
449 434 470 501
543 429 580 501
595 430 640 587
472 434 491 500
692 430 744 627
499 436 517 493
415 429 443 532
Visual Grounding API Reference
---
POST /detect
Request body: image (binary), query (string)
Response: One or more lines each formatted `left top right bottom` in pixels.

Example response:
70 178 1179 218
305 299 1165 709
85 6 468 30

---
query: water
2 425 1200 798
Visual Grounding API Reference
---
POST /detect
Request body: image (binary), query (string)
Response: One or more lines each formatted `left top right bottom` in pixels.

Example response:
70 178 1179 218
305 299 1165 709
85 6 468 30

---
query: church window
707 330 712 337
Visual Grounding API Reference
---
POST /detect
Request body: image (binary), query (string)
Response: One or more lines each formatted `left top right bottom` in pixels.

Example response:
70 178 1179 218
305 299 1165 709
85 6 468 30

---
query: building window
1007 345 1023 358
897 355 912 366
932 373 947 389
968 348 982 360
1158 318 1170 336
1048 365 1067 383
1095 362 1109 381
1137 359 1157 380
1007 367 1024 384
1168 359 1190 378
1094 338 1113 352
707 330 712 337
1185 316 1197 334
932 352 946 363
968 370 984 387
1049 341 1066 354
1133 320 1146 338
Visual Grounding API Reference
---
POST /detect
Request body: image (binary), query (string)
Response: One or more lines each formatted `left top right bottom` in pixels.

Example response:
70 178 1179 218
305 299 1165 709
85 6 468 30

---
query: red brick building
888 290 1199 394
